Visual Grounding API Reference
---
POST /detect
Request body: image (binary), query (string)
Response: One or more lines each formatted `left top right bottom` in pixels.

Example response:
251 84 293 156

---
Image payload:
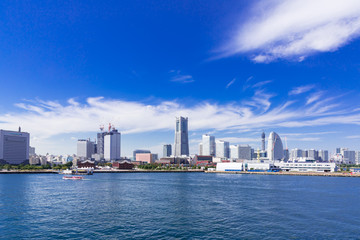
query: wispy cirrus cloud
169 70 194 83
289 84 315 95
223 0 360 62
226 78 236 88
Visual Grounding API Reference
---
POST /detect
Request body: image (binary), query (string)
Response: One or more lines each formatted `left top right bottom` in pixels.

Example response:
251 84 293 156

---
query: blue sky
1 0 360 157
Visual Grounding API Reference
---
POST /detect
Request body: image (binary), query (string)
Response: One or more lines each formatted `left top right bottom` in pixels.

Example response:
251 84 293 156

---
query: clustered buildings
0 116 359 171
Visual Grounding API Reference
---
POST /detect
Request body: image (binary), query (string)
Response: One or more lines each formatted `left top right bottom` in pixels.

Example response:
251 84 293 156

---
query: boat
62 176 84 180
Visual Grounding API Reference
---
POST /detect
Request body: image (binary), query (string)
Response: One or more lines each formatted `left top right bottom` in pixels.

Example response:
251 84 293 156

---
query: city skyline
1 1 360 155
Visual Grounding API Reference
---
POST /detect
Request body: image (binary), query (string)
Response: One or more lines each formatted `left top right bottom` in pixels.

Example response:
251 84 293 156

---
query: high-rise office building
318 150 329 162
355 151 360 165
290 148 302 160
202 134 215 156
215 140 230 158
307 149 318 160
261 131 265 151
104 129 121 161
341 149 355 164
230 145 240 159
267 132 284 161
97 132 109 158
0 129 30 165
77 139 95 159
238 145 251 160
174 116 189 156
163 144 172 157
199 143 203 155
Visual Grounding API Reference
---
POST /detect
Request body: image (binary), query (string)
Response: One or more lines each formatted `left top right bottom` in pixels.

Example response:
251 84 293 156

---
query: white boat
62 176 84 180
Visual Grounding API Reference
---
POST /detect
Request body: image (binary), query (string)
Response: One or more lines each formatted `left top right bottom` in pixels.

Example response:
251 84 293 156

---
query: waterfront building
276 162 336 172
307 149 318 160
230 145 240 159
290 148 303 160
77 139 95 159
239 145 251 160
199 143 203 155
29 146 36 156
341 149 355 164
152 153 158 161
318 150 329 162
133 149 151 160
202 134 215 156
261 131 265 151
267 132 284 161
174 116 189 156
104 129 121 161
355 151 360 165
97 131 109 159
136 153 154 164
163 144 172 157
336 148 341 154
112 160 134 169
0 129 30 165
215 140 229 158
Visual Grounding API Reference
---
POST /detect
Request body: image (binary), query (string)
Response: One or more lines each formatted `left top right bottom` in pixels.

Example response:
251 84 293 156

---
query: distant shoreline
206 171 360 177
0 169 205 174
1 170 359 177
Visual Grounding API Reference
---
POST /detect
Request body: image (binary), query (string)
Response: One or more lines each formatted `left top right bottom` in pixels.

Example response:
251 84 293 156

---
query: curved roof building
267 132 284 161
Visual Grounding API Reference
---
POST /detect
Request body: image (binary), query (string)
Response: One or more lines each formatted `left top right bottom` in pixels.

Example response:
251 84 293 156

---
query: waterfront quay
0 169 205 174
206 170 360 177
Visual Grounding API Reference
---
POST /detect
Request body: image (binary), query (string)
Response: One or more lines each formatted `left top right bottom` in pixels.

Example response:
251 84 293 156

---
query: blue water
1 173 360 239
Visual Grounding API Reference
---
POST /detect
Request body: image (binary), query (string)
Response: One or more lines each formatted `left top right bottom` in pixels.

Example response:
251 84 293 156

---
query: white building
276 162 336 172
199 142 203 155
77 139 95 159
104 130 121 161
215 140 229 158
174 116 189 156
202 134 215 156
267 132 284 161
230 145 240 159
0 129 30 165
355 151 360 165
318 150 329 162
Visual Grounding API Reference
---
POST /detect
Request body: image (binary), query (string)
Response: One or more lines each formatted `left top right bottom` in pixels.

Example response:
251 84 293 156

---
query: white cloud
1 91 360 154
289 84 315 95
170 70 194 83
225 0 360 62
226 78 236 88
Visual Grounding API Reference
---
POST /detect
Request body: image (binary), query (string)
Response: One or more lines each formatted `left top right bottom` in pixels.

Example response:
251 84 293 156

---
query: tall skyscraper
202 134 215 156
261 131 265 151
104 129 121 161
307 149 318 160
238 145 251 160
97 131 109 158
174 116 189 156
230 145 240 159
77 139 95 159
267 132 284 161
0 129 30 165
215 140 230 158
318 150 329 162
163 144 172 157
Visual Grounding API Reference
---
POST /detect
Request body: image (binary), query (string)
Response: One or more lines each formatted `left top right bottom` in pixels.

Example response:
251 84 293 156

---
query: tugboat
62 176 84 180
